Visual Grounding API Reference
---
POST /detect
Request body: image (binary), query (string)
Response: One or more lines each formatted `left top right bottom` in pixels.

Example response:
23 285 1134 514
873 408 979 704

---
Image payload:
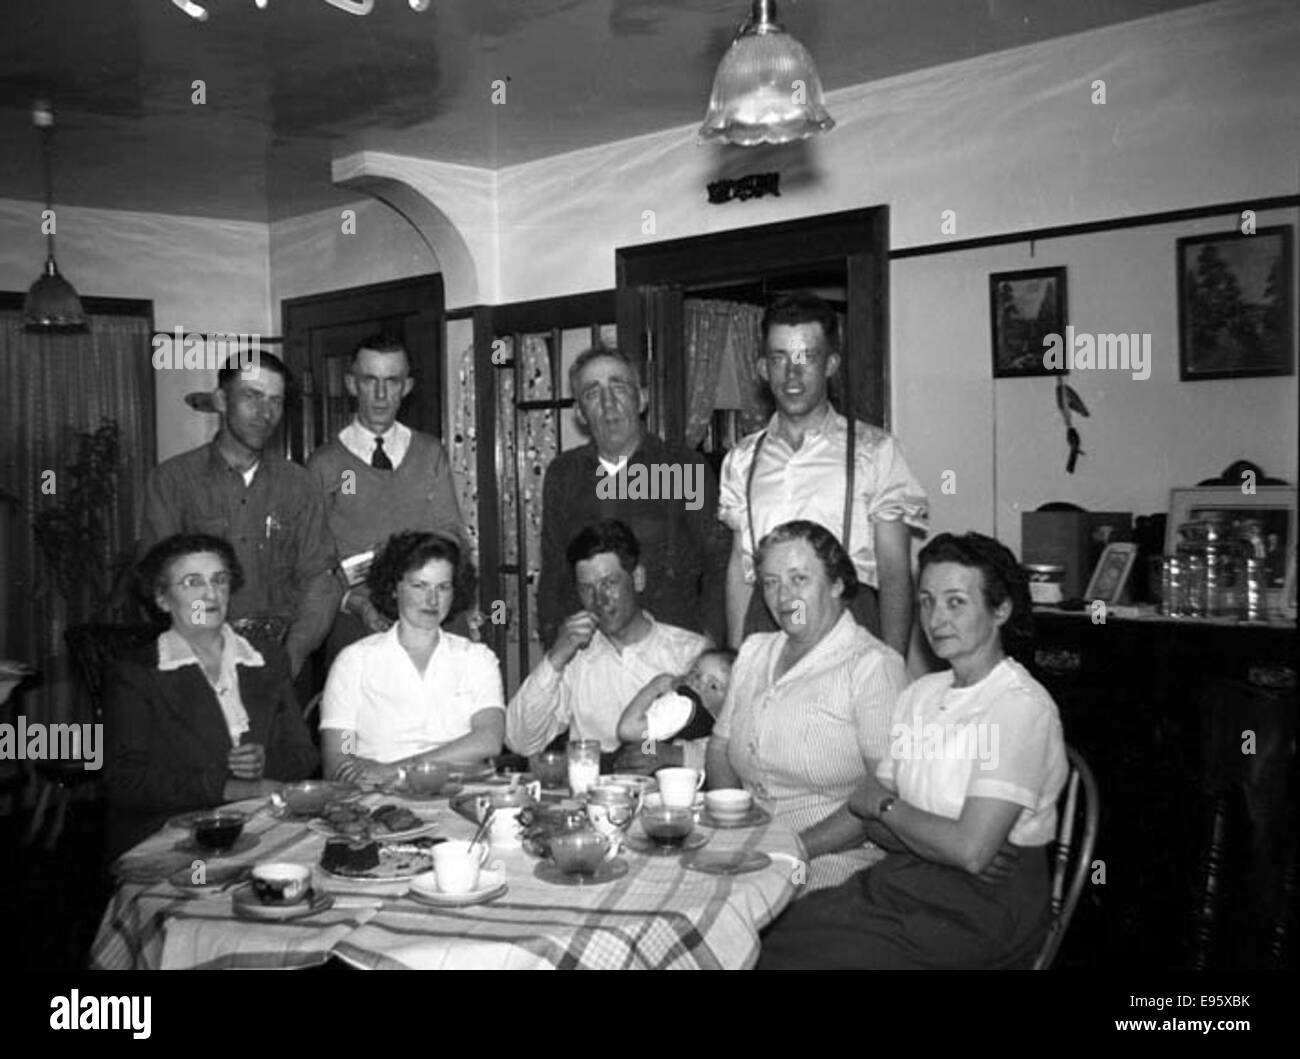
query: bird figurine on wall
1055 375 1089 474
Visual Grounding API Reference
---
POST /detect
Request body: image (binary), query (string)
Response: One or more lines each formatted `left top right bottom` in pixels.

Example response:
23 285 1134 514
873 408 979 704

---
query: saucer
172 834 258 857
534 857 629 886
682 850 773 876
624 830 709 856
698 805 772 830
408 867 507 907
231 884 334 921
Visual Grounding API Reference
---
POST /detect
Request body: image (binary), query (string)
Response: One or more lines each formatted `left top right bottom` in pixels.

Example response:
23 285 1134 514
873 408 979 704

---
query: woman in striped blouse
705 520 909 892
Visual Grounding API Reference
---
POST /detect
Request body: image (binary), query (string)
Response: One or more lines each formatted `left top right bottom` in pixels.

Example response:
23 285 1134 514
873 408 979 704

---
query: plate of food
319 837 441 883
308 803 438 842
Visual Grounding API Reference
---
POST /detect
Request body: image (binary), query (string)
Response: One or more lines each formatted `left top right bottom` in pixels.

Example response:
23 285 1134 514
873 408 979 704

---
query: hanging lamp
23 102 87 333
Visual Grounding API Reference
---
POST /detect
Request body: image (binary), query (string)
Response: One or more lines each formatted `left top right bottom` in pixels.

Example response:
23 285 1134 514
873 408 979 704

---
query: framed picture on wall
1177 225 1294 380
1084 543 1139 604
989 267 1068 378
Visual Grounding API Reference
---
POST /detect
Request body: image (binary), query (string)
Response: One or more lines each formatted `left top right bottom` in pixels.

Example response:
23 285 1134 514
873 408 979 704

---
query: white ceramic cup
656 767 705 810
432 839 490 894
705 788 753 821
250 862 311 904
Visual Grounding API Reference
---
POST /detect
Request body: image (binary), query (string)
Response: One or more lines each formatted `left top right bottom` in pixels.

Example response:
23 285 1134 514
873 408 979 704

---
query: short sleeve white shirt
321 624 504 763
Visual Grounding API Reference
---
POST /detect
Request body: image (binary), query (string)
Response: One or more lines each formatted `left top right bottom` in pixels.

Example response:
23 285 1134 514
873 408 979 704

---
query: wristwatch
876 795 897 818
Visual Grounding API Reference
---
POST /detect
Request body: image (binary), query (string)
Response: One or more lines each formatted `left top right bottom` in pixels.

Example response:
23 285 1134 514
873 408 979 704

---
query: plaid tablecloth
91 792 803 970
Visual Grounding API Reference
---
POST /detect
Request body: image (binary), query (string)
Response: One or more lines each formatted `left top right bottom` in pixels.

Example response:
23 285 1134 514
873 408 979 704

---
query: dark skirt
757 846 1051 970
744 584 881 638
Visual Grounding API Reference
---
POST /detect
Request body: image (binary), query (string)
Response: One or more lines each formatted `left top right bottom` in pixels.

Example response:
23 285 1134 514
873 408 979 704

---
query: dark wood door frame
616 206 891 433
280 273 444 461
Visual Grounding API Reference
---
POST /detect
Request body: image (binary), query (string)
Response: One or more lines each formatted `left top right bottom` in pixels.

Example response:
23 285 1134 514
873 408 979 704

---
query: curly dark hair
917 532 1034 659
565 519 640 574
136 533 244 616
755 520 859 601
366 531 476 622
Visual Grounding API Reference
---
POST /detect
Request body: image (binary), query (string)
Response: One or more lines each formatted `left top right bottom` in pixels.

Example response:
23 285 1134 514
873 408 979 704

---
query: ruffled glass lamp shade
699 0 835 146
24 256 88 333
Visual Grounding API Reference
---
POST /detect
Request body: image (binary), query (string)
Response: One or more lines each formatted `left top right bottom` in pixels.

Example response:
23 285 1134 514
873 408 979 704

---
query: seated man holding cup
506 520 710 773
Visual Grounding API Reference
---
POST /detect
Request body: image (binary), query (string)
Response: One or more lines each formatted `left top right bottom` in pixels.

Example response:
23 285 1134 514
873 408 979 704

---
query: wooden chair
1033 744 1100 969
24 623 161 850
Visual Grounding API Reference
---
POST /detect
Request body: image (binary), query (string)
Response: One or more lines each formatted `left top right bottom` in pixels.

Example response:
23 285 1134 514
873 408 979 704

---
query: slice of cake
321 837 380 875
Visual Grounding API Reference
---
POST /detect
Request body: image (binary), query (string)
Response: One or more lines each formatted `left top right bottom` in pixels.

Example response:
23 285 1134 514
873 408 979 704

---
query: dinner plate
407 867 507 907
171 834 258 857
533 857 629 887
681 850 773 876
623 830 710 856
319 844 437 884
378 781 464 803
231 884 334 921
698 805 772 830
306 815 438 842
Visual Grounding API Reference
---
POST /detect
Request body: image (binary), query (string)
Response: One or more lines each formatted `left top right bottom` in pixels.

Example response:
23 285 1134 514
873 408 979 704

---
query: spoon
467 805 494 853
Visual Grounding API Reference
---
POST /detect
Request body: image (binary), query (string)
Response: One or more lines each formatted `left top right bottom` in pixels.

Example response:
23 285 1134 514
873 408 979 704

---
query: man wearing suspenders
718 294 928 659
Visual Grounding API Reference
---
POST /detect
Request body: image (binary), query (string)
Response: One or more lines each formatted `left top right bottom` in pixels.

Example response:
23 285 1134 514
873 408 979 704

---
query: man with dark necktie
307 336 467 663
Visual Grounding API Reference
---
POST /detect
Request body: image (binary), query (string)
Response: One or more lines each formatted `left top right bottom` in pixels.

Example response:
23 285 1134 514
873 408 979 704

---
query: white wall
0 198 271 462
269 198 440 315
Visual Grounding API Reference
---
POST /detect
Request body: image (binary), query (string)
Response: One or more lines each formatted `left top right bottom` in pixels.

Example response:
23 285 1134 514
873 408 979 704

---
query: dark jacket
537 435 730 649
102 636 318 859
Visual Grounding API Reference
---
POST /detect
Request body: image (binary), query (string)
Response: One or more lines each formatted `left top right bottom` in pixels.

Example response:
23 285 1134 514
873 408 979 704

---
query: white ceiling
0 0 1213 221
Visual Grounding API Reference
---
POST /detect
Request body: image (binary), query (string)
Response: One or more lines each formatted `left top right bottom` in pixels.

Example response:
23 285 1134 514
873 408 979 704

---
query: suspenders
745 414 857 555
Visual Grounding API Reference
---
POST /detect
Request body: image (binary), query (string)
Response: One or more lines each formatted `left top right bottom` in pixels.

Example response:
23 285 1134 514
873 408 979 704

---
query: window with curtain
0 300 155 727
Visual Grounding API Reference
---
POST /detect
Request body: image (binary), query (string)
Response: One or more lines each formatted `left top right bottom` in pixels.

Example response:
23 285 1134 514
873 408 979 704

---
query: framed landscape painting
990 267 1067 378
1178 226 1294 380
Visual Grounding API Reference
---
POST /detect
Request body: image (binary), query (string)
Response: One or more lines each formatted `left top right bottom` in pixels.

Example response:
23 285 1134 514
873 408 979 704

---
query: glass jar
1024 563 1066 605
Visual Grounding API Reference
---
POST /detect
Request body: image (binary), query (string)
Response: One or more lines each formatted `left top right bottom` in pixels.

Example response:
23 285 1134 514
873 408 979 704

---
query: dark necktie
372 436 393 470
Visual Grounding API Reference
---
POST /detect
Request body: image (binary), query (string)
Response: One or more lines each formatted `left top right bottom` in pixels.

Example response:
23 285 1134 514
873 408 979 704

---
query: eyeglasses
173 572 233 592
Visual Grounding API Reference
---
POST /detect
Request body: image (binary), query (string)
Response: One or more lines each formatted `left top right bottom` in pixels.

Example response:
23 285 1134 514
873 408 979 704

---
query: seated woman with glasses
758 532 1068 969
320 532 505 787
103 533 318 859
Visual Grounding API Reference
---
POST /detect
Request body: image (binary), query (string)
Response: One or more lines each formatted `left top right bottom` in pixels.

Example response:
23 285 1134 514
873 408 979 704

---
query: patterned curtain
683 298 767 443
0 311 154 725
515 335 557 648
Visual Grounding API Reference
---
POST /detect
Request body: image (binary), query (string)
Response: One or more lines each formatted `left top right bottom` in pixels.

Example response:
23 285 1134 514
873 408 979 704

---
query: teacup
402 760 451 796
704 788 753 823
641 806 695 849
656 767 705 810
549 829 612 875
190 809 246 852
432 839 491 894
251 862 311 904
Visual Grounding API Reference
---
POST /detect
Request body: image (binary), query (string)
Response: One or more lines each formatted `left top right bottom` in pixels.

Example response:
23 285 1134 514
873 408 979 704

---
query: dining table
90 783 805 970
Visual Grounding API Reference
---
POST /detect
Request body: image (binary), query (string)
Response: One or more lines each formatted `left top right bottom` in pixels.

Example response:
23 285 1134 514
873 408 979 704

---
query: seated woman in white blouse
758 531 1068 969
321 532 504 786
704 520 908 892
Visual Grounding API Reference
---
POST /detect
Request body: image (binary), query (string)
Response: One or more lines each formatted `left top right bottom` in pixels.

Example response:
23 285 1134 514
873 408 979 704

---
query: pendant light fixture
699 0 835 146
23 102 87 333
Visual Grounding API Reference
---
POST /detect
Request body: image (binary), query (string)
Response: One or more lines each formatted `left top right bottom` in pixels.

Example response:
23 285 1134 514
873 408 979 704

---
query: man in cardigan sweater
306 337 467 662
537 346 730 650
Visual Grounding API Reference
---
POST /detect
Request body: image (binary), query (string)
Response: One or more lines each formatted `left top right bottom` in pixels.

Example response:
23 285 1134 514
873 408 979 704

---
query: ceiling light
23 103 87 334
171 0 208 19
700 0 835 146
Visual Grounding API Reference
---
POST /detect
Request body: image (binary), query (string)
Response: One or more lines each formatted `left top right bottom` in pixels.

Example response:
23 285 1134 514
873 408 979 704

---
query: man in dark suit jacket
537 346 729 649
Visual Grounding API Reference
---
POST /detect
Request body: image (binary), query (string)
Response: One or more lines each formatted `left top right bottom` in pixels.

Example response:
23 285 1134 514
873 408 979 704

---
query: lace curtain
495 334 557 647
683 298 768 445
0 311 154 725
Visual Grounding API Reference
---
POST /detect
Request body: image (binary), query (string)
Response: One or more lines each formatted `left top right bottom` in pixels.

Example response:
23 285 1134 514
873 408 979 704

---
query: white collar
157 625 264 671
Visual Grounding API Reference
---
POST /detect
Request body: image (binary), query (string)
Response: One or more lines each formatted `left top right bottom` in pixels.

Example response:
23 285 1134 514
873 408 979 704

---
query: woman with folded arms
705 520 908 892
759 532 1068 969
103 534 318 859
320 532 504 786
